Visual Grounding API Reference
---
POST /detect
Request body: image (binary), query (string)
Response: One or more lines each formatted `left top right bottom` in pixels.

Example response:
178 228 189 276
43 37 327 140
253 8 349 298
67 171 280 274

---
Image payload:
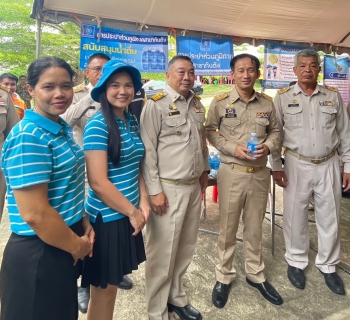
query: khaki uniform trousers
145 181 201 320
215 163 270 284
283 153 341 273
0 167 6 221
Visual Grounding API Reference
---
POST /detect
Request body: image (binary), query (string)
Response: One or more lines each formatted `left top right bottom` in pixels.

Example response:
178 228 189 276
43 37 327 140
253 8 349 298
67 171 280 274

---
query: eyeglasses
87 67 103 73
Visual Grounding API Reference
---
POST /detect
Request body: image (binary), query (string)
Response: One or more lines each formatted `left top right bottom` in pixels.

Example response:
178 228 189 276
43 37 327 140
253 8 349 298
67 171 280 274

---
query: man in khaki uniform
141 55 209 320
206 54 282 308
0 85 19 221
61 52 133 313
271 49 350 295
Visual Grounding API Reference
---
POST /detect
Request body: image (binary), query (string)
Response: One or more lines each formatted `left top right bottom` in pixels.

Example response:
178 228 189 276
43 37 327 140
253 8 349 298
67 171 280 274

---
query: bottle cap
251 133 257 136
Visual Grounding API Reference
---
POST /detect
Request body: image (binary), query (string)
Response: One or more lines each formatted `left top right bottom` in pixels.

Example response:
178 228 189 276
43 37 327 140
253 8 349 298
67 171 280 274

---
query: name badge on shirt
256 112 269 118
288 104 299 107
225 108 237 118
169 111 180 116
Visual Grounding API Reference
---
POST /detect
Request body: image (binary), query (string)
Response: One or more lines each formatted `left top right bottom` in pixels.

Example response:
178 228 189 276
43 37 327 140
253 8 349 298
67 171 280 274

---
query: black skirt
0 220 84 320
81 214 146 289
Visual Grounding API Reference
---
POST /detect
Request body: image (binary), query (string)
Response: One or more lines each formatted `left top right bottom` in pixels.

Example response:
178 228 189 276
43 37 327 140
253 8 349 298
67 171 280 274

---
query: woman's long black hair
99 90 122 167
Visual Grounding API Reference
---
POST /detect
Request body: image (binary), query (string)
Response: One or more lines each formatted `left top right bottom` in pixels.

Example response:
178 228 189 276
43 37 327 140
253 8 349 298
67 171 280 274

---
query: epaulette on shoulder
73 83 86 93
325 85 338 92
277 86 290 95
215 92 229 101
0 84 9 93
194 95 201 100
151 91 167 101
259 92 273 101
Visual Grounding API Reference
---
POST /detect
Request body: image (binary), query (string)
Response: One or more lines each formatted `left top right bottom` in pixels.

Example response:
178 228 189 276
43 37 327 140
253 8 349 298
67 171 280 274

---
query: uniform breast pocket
285 107 303 127
164 116 189 142
220 118 241 139
319 106 337 129
254 118 269 138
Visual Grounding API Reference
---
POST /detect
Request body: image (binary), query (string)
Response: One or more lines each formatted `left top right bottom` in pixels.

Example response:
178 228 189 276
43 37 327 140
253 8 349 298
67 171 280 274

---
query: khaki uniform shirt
271 83 350 173
0 87 19 150
205 86 280 167
140 85 210 195
347 101 350 118
61 83 100 147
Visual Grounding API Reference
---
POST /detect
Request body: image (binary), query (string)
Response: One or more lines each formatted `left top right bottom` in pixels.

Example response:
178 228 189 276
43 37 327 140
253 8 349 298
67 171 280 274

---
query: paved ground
0 184 349 319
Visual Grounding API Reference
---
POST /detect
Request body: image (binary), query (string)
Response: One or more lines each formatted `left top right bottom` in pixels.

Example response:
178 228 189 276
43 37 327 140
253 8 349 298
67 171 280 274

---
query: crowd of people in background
0 49 349 320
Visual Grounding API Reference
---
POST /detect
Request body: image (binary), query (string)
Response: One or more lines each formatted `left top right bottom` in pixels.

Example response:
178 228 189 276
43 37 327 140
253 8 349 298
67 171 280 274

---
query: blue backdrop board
176 36 233 76
263 41 315 89
324 55 349 105
80 24 168 72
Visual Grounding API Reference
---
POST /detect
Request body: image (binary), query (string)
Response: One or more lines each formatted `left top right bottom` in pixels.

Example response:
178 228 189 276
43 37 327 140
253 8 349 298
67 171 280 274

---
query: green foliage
0 0 80 76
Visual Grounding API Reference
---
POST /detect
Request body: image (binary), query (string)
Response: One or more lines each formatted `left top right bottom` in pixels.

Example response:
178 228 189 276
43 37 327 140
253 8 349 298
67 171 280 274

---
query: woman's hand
129 208 145 236
82 216 95 257
71 235 93 266
139 197 151 225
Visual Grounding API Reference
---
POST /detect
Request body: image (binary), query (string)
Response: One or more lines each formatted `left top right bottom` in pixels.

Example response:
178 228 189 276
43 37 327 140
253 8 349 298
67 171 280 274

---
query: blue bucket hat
91 60 143 102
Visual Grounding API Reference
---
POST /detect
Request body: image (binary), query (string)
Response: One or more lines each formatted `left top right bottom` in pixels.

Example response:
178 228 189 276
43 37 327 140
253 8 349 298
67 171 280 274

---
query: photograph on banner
176 36 233 76
263 41 315 89
324 55 349 105
80 24 168 72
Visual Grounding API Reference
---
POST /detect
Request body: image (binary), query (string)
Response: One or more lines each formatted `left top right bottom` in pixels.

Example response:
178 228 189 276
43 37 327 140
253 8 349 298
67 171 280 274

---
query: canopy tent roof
32 0 350 54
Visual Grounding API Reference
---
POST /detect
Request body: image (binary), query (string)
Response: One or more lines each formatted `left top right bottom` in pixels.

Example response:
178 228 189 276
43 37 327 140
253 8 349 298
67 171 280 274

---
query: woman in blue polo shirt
81 60 150 319
1 56 94 320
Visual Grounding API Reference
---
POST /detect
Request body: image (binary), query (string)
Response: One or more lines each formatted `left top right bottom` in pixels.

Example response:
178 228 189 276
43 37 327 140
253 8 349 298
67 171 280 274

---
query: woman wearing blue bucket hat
81 60 149 319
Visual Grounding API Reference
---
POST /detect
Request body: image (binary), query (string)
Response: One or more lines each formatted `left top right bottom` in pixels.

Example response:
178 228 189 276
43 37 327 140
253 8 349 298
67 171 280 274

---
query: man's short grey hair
294 49 320 66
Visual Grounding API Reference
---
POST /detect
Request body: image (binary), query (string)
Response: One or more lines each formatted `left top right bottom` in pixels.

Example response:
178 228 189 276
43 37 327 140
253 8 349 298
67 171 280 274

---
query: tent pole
36 18 42 58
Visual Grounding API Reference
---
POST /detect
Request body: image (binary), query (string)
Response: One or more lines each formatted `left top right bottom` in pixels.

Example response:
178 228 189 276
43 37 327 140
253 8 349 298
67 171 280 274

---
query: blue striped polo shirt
1 110 85 236
83 110 145 223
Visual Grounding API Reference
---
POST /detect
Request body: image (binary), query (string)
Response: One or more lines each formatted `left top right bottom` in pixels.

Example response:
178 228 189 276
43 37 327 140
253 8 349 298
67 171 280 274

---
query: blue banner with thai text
176 36 233 75
80 24 168 72
324 55 349 105
263 41 315 89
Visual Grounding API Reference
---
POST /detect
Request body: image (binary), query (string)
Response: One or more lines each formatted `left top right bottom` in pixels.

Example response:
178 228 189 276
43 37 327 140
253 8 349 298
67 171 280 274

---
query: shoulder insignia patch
73 83 86 93
0 84 9 93
215 92 229 101
151 91 167 101
325 85 338 92
259 92 273 101
277 86 290 95
194 95 201 100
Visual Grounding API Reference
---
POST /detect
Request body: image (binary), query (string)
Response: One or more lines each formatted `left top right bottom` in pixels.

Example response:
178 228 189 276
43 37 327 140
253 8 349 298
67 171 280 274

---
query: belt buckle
311 159 322 164
247 167 255 173
189 179 195 185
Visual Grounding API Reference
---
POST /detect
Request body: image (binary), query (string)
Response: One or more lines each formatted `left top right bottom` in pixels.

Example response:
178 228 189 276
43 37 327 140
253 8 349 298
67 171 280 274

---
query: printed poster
80 24 168 72
263 41 315 89
176 36 234 75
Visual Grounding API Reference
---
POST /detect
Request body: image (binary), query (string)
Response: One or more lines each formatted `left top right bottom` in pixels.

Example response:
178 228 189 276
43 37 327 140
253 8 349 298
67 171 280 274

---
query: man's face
85 58 109 86
0 77 17 94
293 56 320 86
231 57 259 91
166 59 195 97
19 76 27 86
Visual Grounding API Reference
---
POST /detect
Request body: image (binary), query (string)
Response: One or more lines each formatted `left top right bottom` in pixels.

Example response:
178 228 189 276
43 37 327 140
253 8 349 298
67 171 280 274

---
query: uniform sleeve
83 117 108 151
347 101 350 119
263 103 280 154
3 128 52 189
140 100 163 195
335 93 350 173
61 93 95 128
270 94 284 171
3 95 19 139
205 98 237 156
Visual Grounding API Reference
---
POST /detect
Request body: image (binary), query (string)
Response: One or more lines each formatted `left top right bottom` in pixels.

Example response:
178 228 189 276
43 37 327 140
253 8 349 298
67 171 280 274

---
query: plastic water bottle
208 151 214 176
247 133 259 159
210 152 221 177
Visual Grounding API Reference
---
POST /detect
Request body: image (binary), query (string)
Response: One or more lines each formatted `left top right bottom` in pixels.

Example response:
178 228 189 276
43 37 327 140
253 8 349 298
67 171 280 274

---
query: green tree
0 0 80 76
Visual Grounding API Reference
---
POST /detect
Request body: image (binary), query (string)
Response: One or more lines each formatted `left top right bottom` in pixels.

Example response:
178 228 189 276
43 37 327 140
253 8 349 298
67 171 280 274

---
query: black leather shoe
212 281 231 308
319 270 345 295
118 275 133 290
246 278 283 305
77 286 90 313
287 265 305 289
167 303 202 320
